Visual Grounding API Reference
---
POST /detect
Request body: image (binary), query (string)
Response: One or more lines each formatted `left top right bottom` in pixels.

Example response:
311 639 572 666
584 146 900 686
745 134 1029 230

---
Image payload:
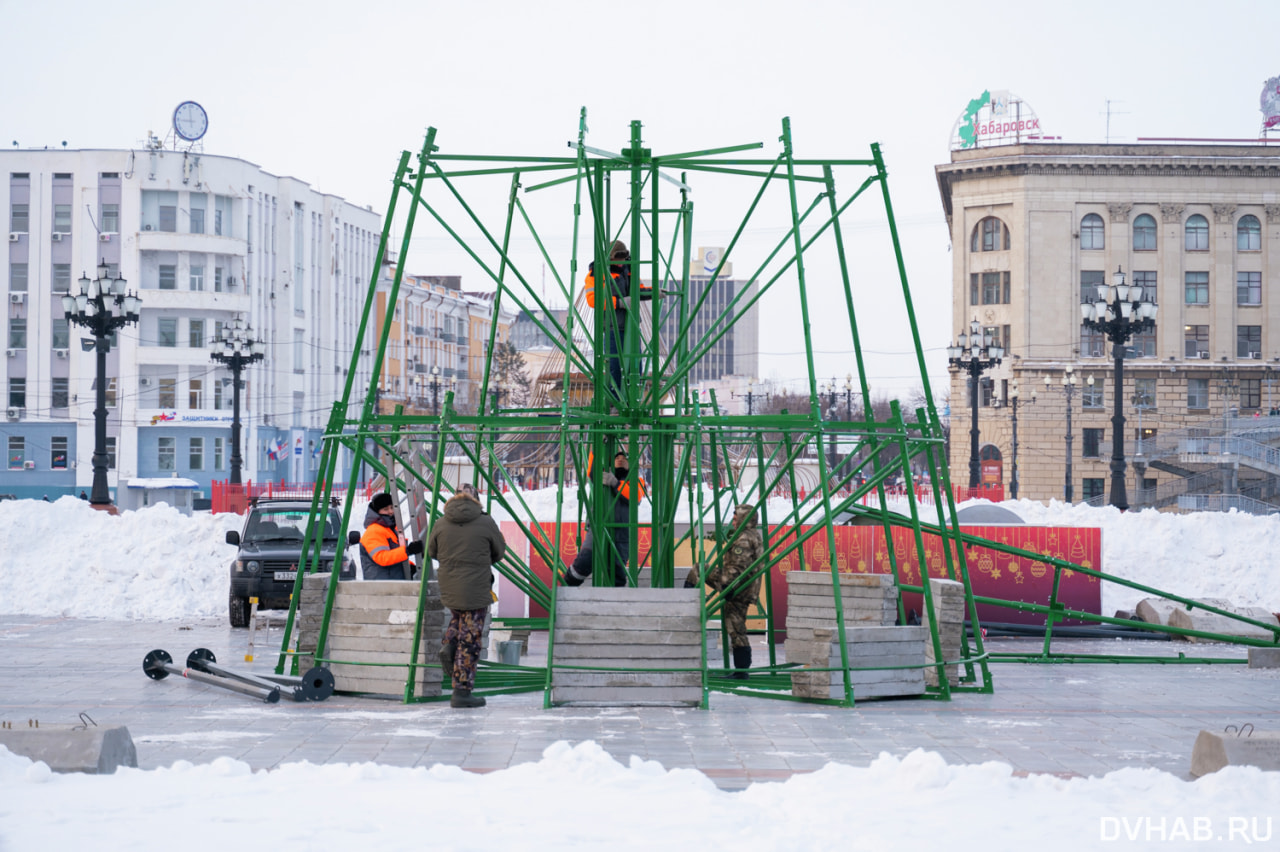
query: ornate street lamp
1045 368 1088 503
63 261 141 508
1081 266 1158 510
210 318 266 485
947 318 1004 489
1008 380 1035 500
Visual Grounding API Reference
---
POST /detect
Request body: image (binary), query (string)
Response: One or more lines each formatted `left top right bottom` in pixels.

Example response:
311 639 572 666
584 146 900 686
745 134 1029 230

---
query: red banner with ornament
524 522 1102 629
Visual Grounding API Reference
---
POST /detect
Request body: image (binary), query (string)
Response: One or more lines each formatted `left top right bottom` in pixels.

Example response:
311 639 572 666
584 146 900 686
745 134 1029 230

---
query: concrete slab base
0 725 137 774
1190 729 1280 777
1248 647 1280 668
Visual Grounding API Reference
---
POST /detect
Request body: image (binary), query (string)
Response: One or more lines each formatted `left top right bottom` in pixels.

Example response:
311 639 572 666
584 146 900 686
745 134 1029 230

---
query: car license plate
274 571 297 581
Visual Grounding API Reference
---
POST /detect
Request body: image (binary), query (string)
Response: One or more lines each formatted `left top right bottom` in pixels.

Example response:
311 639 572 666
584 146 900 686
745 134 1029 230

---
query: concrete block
0 725 136 774
1168 606 1279 642
1248 647 1280 668
1190 729 1280 777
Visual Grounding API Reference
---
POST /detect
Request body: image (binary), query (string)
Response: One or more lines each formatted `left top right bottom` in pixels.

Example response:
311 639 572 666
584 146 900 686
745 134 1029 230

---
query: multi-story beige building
936 141 1280 508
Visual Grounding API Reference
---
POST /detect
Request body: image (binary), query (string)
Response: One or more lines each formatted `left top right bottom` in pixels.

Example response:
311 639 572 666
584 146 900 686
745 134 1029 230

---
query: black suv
226 498 355 627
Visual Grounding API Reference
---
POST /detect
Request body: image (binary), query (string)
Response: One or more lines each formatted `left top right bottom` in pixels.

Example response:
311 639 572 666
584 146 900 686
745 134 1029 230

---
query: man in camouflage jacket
684 503 764 679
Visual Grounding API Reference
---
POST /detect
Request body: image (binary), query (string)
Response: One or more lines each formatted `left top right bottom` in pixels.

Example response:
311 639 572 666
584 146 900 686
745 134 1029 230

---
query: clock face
173 101 208 142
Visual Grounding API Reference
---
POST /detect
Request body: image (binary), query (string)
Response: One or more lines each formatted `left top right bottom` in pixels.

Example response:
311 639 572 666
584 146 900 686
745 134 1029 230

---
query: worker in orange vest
585 240 651 403
565 449 647 587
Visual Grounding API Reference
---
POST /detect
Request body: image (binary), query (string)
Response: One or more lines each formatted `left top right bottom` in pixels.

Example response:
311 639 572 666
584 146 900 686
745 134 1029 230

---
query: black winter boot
450 688 486 708
732 645 752 680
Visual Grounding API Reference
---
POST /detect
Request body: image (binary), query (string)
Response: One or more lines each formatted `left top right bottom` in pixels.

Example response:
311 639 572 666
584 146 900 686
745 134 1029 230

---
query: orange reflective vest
585 268 620 310
587 451 648 502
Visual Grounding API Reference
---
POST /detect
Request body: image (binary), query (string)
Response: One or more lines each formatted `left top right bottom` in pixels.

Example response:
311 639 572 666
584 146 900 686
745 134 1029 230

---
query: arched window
1185 214 1209 251
1237 215 1261 251
970 217 1010 252
1080 213 1105 250
1133 214 1157 251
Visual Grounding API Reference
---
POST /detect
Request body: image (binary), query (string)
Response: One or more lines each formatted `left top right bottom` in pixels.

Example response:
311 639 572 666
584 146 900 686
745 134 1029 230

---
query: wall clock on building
172 101 208 142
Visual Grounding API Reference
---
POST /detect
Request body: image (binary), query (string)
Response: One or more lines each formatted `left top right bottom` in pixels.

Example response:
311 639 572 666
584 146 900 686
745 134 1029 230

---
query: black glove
683 577 698 589
405 540 424 556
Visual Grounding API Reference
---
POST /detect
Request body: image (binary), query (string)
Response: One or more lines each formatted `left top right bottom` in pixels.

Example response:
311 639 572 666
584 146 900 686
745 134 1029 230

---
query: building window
189 437 204 471
214 209 223 236
1134 377 1157 409
8 318 26 349
1185 271 1209 305
159 265 176 290
971 271 1010 305
1133 214 1157 251
1083 478 1106 501
294 328 305 374
9 262 27 292
1237 325 1261 359
1080 269 1105 305
158 436 176 471
189 378 203 409
52 318 69 349
1131 328 1156 358
1133 270 1157 302
1188 377 1209 409
158 318 178 347
105 378 116 409
8 436 24 469
10 202 29 232
158 378 176 409
214 437 224 470
978 376 995 407
189 319 205 348
106 436 116 469
1082 428 1104 458
1237 272 1261 306
1184 324 1209 358
101 203 119 233
50 436 68 469
1185 214 1209 251
190 266 204 291
1080 213 1105 250
189 208 205 235
214 266 225 292
8 378 25 408
1083 380 1104 409
53 265 71 294
53 204 71 234
970 217 1009 252
159 205 177 233
214 380 225 411
1237 215 1261 251
1241 378 1262 410
51 377 69 409
1081 324 1105 357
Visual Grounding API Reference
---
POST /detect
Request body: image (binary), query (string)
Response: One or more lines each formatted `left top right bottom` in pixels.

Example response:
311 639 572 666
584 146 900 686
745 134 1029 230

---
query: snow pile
1 741 1276 851
0 493 1277 620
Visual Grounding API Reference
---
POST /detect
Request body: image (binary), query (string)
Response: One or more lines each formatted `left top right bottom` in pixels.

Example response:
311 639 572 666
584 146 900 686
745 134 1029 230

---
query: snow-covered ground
1 494 1277 850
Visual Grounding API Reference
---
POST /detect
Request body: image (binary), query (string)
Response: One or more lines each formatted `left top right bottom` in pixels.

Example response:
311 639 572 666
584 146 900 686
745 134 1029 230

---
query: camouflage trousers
443 608 487 691
721 597 753 649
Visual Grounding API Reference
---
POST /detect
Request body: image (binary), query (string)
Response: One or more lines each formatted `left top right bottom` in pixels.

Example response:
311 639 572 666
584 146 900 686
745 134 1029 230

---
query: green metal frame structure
274 113 1278 705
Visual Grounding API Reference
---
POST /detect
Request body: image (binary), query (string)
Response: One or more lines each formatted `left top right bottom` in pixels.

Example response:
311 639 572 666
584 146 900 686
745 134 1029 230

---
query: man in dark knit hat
358 492 424 580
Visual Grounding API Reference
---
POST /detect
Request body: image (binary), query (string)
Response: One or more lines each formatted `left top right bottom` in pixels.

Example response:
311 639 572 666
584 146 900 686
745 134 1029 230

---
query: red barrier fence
210 480 373 515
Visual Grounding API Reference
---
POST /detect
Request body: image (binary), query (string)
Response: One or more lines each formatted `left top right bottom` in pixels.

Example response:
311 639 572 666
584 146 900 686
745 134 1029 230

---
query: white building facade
1 146 380 500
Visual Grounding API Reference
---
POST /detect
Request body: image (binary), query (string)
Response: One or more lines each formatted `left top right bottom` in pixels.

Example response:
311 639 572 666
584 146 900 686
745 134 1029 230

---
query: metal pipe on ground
185 648 334 702
142 649 281 703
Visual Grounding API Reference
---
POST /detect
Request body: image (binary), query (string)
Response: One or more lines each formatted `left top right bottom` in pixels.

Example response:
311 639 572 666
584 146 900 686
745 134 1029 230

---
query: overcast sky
5 0 1280 400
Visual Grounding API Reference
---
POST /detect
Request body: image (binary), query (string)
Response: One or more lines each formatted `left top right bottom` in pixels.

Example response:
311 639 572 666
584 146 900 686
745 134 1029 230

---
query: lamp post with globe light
947 318 1003 489
1080 266 1158 510
63 261 141 508
210 318 266 485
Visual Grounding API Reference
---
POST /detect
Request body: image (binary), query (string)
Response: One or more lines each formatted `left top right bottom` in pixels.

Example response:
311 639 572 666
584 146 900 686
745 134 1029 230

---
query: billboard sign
951 90 1045 150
